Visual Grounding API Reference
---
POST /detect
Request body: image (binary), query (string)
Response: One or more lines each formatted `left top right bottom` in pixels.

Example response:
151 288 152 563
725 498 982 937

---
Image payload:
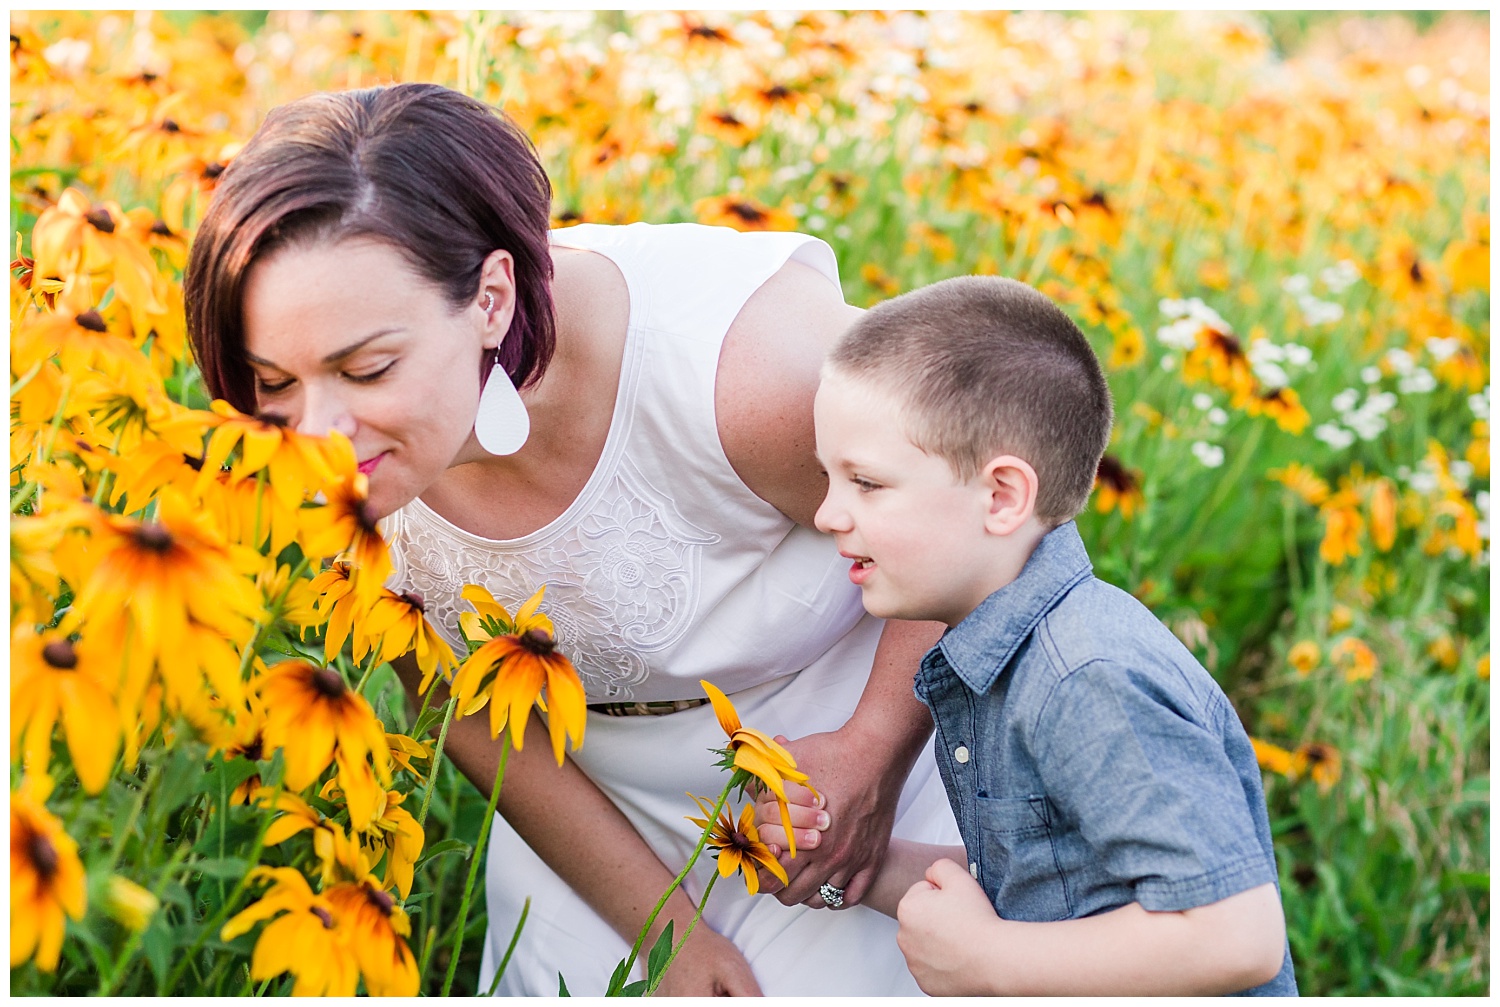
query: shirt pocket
976 795 1072 922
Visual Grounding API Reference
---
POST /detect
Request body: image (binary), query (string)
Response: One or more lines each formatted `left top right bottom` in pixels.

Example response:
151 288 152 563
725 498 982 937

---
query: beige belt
586 698 712 717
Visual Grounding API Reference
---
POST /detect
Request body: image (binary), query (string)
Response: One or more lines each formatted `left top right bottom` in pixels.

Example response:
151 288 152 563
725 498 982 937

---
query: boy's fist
896 858 1000 995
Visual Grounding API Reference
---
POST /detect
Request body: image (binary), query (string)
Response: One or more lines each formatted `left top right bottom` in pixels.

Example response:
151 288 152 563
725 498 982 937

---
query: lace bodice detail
384 222 865 702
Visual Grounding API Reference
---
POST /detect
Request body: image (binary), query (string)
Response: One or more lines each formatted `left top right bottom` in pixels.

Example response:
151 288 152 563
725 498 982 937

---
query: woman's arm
391 655 761 996
715 259 942 907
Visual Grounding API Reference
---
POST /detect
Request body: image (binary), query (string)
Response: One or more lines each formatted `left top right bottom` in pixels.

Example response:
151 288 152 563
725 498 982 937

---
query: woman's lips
357 452 386 476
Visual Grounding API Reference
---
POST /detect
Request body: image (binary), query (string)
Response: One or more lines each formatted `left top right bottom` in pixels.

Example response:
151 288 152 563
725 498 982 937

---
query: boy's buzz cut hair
828 275 1113 527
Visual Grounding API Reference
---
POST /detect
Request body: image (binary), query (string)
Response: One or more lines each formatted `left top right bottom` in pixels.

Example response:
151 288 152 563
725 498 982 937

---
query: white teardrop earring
473 291 531 456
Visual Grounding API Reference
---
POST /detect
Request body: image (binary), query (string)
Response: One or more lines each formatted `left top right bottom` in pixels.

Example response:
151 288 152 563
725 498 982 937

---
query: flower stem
615 778 733 992
440 734 510 997
417 696 459 829
646 871 718 996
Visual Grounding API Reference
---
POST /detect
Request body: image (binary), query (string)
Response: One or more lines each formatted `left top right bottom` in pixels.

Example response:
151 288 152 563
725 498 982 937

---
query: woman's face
241 238 499 519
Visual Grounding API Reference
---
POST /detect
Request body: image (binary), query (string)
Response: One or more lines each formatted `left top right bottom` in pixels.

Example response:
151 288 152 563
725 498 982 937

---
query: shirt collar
937 520 1094 694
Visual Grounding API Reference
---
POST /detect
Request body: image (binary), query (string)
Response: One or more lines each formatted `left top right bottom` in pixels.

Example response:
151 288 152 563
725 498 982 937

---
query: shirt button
970 862 979 878
954 745 970 764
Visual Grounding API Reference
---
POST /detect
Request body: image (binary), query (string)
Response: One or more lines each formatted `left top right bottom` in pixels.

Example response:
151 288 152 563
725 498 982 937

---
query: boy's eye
853 477 881 492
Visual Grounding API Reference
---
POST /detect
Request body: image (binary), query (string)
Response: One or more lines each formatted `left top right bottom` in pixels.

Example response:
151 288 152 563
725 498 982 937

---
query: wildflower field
9 10 1489 997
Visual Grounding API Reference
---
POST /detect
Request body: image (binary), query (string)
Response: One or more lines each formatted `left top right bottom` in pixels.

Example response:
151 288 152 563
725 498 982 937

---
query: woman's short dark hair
185 83 555 413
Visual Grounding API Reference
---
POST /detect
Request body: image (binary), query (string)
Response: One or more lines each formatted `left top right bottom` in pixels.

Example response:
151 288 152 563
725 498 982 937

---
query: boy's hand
751 778 827 855
896 858 1002 996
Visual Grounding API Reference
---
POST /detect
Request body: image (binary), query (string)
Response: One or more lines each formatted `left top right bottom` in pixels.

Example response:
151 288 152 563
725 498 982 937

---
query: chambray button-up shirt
914 521 1297 996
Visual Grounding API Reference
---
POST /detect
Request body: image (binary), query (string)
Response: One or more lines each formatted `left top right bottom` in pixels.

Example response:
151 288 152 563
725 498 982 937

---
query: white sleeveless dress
383 222 961 996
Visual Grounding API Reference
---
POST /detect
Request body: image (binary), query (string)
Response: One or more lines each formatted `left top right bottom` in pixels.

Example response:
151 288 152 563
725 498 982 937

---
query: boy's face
813 371 997 627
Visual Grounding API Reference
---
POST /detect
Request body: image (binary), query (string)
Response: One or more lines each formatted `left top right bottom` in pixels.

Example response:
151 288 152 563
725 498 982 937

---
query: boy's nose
813 492 847 535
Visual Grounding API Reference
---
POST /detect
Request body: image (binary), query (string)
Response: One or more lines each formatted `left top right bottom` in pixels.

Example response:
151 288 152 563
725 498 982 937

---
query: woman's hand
650 925 763 996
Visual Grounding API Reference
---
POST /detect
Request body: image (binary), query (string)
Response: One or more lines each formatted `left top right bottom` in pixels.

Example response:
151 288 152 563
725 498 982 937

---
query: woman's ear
476 249 518 351
981 455 1040 536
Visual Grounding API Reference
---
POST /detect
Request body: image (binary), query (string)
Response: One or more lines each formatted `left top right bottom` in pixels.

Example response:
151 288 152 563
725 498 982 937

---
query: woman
185 82 960 996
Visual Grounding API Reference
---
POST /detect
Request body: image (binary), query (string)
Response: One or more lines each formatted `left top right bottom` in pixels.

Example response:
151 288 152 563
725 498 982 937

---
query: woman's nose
296 392 356 440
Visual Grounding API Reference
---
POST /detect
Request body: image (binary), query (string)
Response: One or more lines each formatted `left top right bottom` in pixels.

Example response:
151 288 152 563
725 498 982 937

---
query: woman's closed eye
256 375 294 395
344 360 396 384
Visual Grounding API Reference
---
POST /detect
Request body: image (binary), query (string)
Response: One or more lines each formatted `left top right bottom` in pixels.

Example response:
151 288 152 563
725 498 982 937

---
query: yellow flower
1246 387 1310 435
1427 634 1460 670
363 790 424 900
451 586 586 765
1327 603 1354 634
11 628 122 794
694 194 797 232
259 791 344 884
259 661 393 830
198 400 339 512
1093 455 1144 519
1296 742 1342 792
10 778 87 972
386 733 431 782
1331 637 1378 682
221 868 359 997
687 793 788 896
1318 503 1363 566
308 562 365 662
1478 654 1490 681
103 876 158 932
357 589 458 685
298 468 393 606
1286 640 1320 676
323 880 420 997
1368 478 1398 552
701 679 817 858
1250 737 1296 777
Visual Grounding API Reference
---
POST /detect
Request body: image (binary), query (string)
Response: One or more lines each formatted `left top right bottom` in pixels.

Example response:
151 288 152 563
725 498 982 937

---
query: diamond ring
818 882 846 909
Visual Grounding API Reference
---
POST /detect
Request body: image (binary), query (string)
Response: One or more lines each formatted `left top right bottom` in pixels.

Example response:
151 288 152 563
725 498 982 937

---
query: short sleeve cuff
1133 851 1279 913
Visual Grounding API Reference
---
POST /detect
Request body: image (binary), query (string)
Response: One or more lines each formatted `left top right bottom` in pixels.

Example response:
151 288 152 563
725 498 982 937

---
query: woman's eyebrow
245 329 403 369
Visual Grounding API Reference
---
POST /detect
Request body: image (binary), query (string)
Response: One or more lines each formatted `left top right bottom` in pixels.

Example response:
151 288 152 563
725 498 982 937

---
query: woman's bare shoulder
715 259 864 528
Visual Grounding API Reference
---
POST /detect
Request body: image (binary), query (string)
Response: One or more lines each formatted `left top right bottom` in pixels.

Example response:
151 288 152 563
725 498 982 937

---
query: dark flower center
311 905 336 929
74 309 108 332
132 524 174 552
240 735 264 762
28 829 58 882
84 207 116 233
357 500 380 533
519 629 556 656
727 201 768 225
150 219 173 237
202 161 225 180
364 885 395 916
310 667 348 699
730 830 752 850
161 117 181 133
1095 455 1137 493
401 591 425 612
42 639 78 670
1301 743 1333 766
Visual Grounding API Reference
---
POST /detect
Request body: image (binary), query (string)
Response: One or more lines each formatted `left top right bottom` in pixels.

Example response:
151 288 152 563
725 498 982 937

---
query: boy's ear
981 454 1039 536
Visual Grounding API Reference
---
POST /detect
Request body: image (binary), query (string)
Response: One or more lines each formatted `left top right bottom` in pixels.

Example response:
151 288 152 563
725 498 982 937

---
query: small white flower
1283 343 1314 368
1425 336 1462 362
1450 460 1474 487
1184 299 1230 331
1476 491 1489 518
1348 415 1388 442
1156 319 1199 351
1367 391 1398 414
1384 348 1416 375
1248 340 1284 364
1331 388 1361 414
1192 393 1214 411
1398 369 1437 394
1191 441 1225 468
1408 470 1440 494
1253 361 1290 388
1208 408 1229 426
1362 366 1384 384
1281 274 1312 295
1320 260 1361 293
1467 388 1489 419
834 225 852 240
1161 355 1179 372
1299 298 1344 326
1159 297 1190 319
1314 424 1356 450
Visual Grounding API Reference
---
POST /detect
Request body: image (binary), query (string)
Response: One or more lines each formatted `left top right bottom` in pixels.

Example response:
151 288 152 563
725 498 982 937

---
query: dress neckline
407 230 646 550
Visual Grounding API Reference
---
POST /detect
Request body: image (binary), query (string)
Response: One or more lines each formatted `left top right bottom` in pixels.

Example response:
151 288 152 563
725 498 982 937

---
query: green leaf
604 952 632 996
558 972 571 997
618 979 649 996
140 912 177 988
156 745 203 814
415 837 472 868
646 921 674 985
189 857 254 881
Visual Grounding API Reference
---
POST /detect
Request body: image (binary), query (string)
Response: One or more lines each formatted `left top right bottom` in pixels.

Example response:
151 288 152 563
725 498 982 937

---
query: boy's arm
898 859 1286 996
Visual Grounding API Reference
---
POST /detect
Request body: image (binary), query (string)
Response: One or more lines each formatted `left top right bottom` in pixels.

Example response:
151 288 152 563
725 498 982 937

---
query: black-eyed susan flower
10 778 86 972
363 790 424 900
694 194 796 232
701 679 817 858
221 868 359 997
1369 478 1399 552
1286 641 1320 676
198 400 339 512
102 875 158 932
1268 463 1329 506
451 585 586 765
323 879 420 996
686 793 788 896
11 628 122 794
1093 455 1144 519
1246 386 1311 435
260 791 342 878
1318 497 1364 566
307 562 364 662
357 589 458 684
299 468 393 606
259 661 392 830
386 733 431 782
1331 637 1378 682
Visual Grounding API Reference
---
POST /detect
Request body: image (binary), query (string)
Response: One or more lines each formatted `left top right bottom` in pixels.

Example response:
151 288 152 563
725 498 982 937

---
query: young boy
762 276 1296 995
